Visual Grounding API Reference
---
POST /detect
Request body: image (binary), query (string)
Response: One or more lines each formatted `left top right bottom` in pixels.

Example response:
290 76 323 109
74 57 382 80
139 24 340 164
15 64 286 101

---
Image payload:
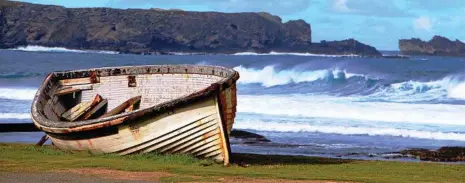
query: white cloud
372 25 386 33
329 0 411 17
332 0 351 12
413 16 433 31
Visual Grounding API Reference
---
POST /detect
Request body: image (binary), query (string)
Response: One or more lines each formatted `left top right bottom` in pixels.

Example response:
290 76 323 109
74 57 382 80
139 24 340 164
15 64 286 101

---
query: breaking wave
235 65 465 101
237 94 465 126
368 76 465 101
234 65 366 87
0 88 37 100
0 113 30 119
234 120 465 141
233 51 358 57
10 45 119 54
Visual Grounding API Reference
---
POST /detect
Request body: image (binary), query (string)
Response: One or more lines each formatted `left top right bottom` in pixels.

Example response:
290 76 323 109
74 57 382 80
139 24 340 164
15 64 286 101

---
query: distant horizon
12 0 465 50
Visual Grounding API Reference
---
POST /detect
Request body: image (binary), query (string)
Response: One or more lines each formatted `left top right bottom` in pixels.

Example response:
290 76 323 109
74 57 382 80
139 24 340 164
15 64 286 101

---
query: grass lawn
0 143 464 183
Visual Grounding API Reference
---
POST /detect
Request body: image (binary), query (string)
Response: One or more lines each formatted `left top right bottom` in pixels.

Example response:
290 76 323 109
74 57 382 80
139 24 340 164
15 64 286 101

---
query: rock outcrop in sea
400 147 465 162
0 1 381 56
399 36 465 57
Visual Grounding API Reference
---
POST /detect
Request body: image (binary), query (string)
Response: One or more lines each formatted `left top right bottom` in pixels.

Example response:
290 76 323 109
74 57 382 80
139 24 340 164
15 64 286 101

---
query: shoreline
3 46 363 57
0 143 464 183
230 130 465 164
1 46 423 60
0 129 464 164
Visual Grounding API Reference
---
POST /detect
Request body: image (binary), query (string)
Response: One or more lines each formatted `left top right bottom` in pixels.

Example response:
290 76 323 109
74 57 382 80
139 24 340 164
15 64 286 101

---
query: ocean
1 47 465 161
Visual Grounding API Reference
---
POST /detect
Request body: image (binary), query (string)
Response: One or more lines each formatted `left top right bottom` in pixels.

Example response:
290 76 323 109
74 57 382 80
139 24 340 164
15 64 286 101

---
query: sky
14 0 465 50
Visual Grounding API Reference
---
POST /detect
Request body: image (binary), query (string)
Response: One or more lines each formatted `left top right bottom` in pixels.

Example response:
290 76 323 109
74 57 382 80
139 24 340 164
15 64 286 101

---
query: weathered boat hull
49 95 231 163
31 65 239 165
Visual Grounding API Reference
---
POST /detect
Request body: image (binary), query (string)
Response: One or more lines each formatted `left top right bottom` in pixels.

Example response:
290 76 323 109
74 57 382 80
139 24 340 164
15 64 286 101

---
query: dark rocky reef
230 130 270 144
399 36 465 56
306 39 380 56
400 147 465 162
0 1 381 56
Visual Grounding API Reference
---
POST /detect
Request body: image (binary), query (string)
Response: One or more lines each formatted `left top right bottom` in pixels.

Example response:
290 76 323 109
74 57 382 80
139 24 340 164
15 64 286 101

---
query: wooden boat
31 65 239 165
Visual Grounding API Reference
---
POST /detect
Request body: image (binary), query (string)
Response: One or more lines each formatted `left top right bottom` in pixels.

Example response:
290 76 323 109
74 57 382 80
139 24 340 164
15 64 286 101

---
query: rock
399 36 465 57
230 130 270 143
308 39 381 56
0 1 381 56
400 147 465 162
437 146 465 162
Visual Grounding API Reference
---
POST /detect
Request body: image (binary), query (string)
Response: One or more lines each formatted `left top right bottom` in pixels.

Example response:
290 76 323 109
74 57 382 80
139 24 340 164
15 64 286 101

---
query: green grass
0 143 464 183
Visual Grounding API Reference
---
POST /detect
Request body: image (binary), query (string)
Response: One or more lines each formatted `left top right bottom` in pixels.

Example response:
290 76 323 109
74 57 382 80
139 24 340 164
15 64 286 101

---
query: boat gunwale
31 65 239 133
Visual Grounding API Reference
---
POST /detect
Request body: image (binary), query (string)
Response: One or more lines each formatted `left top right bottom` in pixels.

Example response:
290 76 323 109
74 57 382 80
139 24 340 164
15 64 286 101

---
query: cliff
0 1 381 56
399 36 465 56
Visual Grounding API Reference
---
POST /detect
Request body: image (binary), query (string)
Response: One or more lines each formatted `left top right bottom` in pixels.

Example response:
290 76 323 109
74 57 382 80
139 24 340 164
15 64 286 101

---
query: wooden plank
55 85 93 96
99 96 141 118
61 94 103 121
214 96 230 165
61 102 93 121
78 99 108 120
36 135 49 146
100 98 217 153
59 78 93 86
55 87 81 96
125 103 135 113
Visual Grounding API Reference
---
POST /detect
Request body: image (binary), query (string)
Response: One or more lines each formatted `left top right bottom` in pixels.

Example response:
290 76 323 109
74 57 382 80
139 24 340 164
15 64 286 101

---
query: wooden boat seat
78 99 108 120
61 94 104 121
55 85 93 96
99 96 141 119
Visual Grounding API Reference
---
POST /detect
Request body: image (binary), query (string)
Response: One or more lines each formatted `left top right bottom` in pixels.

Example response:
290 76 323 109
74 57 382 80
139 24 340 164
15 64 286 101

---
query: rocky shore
231 130 465 162
399 36 465 57
0 1 381 56
400 147 465 162
230 130 270 144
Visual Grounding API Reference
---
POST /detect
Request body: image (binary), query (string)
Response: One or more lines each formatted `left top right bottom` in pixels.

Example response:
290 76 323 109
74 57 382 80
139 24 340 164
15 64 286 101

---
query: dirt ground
1 168 354 183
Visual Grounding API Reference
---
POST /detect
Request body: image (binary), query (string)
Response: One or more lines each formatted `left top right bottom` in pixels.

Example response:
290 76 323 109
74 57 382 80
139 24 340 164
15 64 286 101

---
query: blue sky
15 0 465 50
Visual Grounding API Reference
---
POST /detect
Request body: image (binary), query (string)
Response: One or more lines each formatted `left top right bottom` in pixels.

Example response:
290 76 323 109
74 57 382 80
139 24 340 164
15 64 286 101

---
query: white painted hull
49 96 232 164
31 65 239 165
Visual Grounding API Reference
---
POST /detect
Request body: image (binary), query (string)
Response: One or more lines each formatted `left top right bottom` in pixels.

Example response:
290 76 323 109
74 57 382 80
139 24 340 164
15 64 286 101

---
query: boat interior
35 65 231 124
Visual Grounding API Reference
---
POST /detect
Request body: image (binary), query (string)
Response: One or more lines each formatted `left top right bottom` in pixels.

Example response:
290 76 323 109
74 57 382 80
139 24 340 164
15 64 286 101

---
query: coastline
1 143 464 183
399 36 465 57
0 1 381 57
4 45 403 59
1 127 463 164
4 45 363 57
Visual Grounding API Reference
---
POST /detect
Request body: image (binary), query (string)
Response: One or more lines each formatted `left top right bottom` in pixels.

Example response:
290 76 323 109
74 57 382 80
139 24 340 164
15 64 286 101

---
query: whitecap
10 45 119 54
233 65 367 87
0 88 37 100
0 113 31 119
234 119 465 141
233 51 359 57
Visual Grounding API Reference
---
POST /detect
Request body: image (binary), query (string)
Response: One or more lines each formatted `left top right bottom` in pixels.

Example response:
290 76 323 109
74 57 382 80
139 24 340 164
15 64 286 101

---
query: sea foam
11 45 119 54
234 119 465 141
237 94 465 126
233 51 359 57
0 113 31 119
0 88 37 100
234 65 366 87
234 65 465 101
371 76 465 101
